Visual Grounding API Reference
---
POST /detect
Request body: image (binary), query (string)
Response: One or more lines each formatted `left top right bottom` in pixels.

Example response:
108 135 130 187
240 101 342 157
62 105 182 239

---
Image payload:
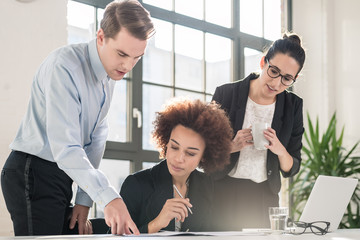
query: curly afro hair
152 98 233 174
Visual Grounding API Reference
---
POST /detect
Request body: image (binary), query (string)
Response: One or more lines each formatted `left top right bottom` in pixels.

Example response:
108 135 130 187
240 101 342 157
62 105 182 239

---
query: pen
173 184 193 214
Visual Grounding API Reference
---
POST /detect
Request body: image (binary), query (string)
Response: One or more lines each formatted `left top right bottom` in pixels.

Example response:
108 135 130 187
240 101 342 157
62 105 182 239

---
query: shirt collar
88 39 108 82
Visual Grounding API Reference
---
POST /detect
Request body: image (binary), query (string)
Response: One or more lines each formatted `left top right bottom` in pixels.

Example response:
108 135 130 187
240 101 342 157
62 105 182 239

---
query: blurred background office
1 0 360 236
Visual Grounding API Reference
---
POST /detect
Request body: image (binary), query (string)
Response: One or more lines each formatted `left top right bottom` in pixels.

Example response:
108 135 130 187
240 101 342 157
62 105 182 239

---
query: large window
68 0 289 217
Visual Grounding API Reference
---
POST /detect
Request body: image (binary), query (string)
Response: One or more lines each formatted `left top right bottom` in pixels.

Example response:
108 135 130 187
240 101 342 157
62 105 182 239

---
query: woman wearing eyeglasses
211 33 306 230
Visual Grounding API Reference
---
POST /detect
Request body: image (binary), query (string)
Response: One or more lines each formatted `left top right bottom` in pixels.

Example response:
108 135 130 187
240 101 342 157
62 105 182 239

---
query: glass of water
269 207 289 232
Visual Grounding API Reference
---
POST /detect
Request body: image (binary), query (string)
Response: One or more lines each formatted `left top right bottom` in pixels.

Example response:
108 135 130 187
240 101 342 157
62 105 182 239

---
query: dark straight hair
264 33 306 76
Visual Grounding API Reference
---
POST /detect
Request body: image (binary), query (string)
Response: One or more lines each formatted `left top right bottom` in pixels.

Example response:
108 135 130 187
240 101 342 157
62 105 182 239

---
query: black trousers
1 151 75 236
212 176 279 231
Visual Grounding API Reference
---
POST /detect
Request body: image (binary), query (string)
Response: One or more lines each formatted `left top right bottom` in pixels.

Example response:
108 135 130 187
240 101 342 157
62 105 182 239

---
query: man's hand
104 198 140 235
69 204 93 234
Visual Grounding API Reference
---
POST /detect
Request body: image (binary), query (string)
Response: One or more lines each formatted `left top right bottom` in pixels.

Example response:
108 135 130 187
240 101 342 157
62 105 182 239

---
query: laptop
298 175 358 232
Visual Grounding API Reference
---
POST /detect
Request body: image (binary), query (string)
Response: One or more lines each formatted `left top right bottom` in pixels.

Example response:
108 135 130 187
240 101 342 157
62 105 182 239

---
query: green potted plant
289 112 360 228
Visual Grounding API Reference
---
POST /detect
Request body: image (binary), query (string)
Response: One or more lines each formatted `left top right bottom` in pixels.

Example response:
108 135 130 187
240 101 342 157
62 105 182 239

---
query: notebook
298 175 358 232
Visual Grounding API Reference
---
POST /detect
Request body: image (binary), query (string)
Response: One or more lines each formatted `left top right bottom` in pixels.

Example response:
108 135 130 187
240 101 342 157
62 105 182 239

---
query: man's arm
43 63 122 233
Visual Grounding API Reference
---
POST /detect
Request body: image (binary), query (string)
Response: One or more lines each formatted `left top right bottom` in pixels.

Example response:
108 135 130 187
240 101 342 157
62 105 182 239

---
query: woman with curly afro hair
119 98 233 233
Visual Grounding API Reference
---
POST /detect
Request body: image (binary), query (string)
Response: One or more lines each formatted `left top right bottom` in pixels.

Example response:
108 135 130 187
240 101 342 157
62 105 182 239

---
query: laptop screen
298 175 358 232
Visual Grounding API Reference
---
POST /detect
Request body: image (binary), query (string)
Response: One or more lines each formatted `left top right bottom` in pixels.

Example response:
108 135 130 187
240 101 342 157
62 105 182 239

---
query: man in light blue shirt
1 0 154 236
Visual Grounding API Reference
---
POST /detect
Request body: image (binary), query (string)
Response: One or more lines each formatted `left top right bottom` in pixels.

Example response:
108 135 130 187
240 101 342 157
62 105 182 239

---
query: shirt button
268 170 272 176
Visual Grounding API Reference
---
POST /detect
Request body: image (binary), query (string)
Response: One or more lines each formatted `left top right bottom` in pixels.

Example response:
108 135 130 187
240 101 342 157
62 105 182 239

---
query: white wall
332 0 360 147
293 0 360 148
0 0 67 236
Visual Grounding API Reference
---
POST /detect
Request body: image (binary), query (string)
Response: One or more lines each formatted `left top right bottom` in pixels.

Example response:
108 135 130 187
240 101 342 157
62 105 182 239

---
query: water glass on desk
269 207 288 232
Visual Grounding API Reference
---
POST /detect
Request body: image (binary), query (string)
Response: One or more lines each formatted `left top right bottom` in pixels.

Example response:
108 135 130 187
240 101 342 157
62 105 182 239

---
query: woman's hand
264 127 293 172
263 127 286 155
231 128 253 153
148 198 192 233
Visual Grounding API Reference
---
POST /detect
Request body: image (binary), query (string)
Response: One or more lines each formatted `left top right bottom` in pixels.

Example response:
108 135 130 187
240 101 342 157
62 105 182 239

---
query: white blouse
228 97 276 183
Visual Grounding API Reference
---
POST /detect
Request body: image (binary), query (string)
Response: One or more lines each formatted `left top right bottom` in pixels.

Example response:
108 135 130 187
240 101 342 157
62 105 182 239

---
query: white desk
1 229 360 240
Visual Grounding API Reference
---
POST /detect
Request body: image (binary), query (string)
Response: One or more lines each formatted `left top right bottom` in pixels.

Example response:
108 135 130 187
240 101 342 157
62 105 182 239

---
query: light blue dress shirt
10 39 119 209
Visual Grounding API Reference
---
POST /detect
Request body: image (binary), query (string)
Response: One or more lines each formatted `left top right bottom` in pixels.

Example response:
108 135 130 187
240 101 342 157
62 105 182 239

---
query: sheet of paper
124 230 269 237
35 234 113 239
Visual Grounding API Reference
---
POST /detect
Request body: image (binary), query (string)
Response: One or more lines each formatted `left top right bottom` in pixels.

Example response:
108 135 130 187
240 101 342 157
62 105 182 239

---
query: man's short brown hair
100 0 155 40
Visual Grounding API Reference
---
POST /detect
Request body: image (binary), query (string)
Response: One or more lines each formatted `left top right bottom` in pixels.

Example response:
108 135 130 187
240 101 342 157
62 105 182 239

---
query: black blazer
211 73 304 194
120 160 214 233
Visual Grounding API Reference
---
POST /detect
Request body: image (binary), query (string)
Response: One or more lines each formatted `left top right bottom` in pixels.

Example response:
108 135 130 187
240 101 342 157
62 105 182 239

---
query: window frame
70 0 292 173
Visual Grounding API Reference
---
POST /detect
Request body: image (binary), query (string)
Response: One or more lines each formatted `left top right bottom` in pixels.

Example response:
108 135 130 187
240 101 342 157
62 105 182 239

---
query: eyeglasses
288 220 330 235
266 59 296 86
